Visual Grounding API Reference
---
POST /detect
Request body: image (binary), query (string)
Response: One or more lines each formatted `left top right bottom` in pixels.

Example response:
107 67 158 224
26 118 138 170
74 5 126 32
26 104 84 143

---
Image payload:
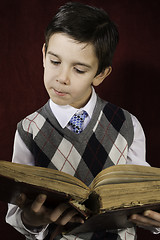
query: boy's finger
15 193 27 208
50 203 70 222
144 210 160 222
31 194 47 213
70 215 84 224
59 209 79 225
130 213 160 227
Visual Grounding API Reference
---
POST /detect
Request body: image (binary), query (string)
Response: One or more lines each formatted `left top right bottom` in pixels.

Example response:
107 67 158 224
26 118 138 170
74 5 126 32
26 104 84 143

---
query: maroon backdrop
0 0 160 239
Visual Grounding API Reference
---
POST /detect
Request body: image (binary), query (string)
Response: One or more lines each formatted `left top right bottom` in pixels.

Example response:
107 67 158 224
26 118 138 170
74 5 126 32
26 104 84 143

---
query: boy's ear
92 66 112 87
42 43 46 68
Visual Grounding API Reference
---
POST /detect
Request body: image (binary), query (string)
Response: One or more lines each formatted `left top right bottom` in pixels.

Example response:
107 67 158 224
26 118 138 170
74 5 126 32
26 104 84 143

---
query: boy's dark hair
45 2 119 75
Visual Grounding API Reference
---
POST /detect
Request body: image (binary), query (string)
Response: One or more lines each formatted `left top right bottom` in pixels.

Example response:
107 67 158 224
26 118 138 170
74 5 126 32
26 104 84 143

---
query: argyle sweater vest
17 97 136 240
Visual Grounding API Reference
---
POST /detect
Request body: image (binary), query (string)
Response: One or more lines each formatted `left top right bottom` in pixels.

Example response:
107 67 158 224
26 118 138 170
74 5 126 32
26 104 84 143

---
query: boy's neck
49 87 97 128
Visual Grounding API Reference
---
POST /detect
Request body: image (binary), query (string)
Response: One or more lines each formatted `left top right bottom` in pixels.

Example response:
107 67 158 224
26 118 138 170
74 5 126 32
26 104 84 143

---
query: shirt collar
49 87 97 128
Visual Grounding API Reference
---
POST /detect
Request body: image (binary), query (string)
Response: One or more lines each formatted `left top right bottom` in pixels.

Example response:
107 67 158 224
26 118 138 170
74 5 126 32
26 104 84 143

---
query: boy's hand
16 193 84 229
130 210 160 228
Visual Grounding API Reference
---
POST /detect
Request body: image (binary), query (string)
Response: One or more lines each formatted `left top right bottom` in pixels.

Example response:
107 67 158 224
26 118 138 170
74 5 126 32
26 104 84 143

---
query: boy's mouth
54 89 67 97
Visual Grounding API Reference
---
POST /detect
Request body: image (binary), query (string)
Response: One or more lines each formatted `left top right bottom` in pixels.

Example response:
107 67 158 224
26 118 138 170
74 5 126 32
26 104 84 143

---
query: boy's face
43 33 110 108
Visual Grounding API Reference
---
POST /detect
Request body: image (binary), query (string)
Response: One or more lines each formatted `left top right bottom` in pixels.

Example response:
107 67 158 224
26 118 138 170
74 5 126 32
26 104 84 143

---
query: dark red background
0 0 160 239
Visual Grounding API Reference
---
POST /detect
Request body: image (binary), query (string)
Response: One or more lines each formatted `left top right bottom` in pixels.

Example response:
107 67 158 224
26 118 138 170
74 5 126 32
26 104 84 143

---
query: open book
1 160 160 232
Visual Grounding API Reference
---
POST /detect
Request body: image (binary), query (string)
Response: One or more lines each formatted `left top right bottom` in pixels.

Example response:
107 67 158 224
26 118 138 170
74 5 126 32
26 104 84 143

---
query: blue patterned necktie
69 110 88 134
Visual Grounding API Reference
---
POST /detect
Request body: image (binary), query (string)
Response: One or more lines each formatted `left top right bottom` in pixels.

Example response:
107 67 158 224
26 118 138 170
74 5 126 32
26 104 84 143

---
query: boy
6 2 160 240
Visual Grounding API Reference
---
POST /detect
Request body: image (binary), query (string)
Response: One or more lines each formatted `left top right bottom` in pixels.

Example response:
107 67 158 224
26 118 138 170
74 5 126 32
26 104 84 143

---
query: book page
91 164 160 189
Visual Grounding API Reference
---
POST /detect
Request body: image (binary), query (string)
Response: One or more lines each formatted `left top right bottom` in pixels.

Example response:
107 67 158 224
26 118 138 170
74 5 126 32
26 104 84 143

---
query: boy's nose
57 67 70 85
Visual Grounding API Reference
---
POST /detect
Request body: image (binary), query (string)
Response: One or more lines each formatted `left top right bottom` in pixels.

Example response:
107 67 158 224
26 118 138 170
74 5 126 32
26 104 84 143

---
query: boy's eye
50 60 61 65
74 67 86 74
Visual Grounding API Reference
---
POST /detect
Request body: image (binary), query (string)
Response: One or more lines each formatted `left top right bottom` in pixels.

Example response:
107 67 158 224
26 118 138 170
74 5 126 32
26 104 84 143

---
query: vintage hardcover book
1 160 160 232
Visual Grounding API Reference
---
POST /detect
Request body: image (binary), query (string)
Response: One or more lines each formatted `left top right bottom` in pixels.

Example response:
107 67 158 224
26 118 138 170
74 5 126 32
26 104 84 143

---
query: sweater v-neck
43 97 106 142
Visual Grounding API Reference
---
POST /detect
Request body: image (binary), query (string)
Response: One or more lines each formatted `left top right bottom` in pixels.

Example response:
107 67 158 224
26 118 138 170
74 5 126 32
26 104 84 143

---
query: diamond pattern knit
69 111 88 134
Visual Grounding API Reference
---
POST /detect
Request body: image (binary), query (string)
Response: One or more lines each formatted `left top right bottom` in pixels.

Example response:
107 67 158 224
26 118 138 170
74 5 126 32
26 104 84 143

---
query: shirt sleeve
127 114 150 166
6 204 48 240
6 131 49 240
11 130 35 165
